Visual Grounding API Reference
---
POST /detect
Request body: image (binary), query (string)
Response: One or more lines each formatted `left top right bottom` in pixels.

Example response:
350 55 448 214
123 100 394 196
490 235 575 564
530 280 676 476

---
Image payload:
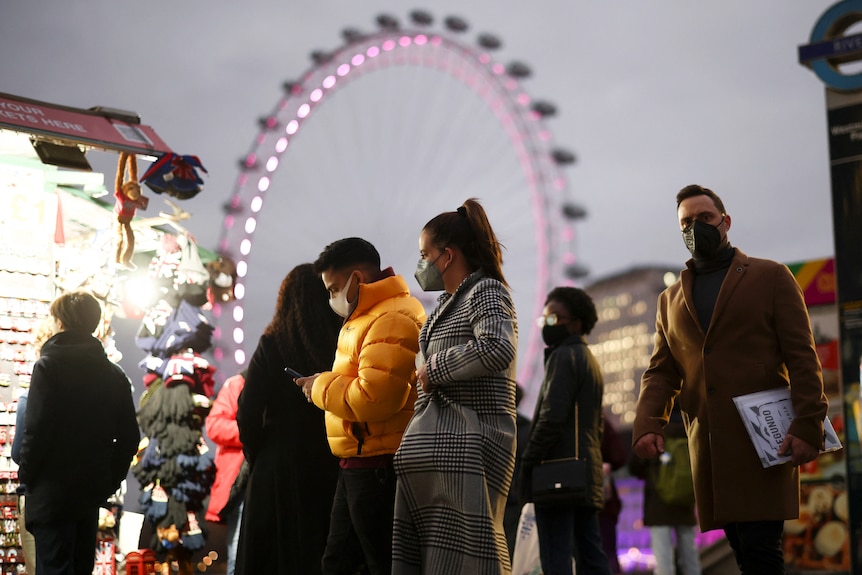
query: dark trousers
29 507 99 575
599 512 622 574
534 504 612 575
321 465 397 575
723 520 785 575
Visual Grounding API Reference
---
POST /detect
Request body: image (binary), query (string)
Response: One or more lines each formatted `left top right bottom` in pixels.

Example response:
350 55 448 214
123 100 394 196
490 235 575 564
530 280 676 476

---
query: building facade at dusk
585 266 678 431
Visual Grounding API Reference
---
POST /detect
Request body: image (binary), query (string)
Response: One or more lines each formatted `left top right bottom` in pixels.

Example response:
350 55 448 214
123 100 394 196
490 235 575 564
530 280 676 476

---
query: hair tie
456 206 467 217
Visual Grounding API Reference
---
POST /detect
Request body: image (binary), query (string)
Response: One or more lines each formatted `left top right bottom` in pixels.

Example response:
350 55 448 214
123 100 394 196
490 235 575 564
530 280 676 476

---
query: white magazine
733 387 842 468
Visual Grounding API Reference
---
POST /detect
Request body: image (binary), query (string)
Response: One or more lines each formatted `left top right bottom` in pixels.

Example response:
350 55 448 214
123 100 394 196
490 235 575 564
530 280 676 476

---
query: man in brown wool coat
632 184 828 575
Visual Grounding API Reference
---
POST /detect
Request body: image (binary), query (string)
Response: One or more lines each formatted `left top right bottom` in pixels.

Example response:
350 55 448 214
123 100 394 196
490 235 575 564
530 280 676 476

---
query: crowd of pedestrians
24 187 829 575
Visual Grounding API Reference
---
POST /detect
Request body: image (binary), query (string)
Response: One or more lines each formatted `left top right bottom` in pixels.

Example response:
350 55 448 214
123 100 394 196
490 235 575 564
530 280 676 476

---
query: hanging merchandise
128 219 217 575
135 300 213 361
143 233 213 308
140 153 208 200
174 233 211 307
134 231 216 383
132 370 215 571
163 350 216 399
204 255 238 305
113 152 149 269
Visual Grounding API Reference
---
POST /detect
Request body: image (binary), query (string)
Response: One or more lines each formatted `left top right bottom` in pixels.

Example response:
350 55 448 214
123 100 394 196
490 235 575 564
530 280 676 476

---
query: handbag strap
574 402 579 459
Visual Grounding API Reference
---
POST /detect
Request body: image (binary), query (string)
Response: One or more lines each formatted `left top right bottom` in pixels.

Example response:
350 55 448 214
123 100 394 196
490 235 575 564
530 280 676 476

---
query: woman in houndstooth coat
393 199 518 575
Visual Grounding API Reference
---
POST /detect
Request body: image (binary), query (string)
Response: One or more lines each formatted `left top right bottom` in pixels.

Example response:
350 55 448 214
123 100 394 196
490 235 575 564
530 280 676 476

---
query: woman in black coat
235 263 342 575
19 291 139 575
519 286 611 575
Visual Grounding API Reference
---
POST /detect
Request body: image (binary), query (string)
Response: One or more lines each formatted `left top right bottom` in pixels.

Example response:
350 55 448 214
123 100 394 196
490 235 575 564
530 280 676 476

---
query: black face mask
682 219 725 260
542 324 570 347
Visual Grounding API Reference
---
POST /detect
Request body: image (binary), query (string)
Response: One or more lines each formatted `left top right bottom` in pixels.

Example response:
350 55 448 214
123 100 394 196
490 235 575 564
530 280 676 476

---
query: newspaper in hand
733 387 841 468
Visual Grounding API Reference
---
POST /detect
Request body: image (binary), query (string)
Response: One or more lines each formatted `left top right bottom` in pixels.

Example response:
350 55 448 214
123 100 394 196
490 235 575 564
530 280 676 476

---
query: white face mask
329 273 356 318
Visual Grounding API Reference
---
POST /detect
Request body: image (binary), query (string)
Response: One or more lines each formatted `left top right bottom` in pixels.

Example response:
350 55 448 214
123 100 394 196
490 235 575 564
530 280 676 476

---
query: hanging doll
114 152 149 268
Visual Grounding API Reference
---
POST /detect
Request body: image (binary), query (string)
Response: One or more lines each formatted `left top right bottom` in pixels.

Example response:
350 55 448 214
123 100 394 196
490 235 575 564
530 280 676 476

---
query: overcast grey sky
1 1 839 379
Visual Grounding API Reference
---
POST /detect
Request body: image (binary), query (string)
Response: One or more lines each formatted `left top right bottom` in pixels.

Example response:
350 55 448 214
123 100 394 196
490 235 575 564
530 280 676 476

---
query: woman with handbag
392 198 518 574
519 287 611 575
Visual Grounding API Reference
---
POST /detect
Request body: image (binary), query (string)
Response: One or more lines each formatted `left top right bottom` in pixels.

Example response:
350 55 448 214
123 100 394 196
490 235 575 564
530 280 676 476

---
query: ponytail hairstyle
422 198 508 287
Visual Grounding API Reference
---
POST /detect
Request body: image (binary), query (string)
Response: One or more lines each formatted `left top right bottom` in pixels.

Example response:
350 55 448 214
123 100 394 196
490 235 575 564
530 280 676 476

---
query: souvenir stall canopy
0 92 236 573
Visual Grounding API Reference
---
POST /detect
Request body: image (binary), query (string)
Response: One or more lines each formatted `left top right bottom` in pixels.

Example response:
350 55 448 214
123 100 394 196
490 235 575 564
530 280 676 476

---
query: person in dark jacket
235 263 342 575
630 407 702 575
520 286 611 575
18 291 140 575
11 316 59 573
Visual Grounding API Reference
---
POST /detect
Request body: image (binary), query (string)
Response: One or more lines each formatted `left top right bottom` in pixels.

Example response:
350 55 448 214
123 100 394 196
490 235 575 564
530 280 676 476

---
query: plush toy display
98 507 116 532
114 152 149 268
204 255 238 305
155 524 193 575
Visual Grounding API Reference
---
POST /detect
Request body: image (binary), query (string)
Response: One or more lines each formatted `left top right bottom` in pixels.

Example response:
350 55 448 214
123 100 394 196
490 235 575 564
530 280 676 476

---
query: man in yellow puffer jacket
295 237 425 575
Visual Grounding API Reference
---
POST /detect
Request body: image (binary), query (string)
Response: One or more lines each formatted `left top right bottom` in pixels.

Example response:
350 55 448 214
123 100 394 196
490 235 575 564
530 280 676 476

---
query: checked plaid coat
392 270 518 574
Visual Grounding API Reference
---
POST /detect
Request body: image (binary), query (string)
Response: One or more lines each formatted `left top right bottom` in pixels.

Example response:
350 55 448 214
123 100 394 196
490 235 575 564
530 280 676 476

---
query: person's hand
293 373 319 404
416 364 432 394
633 432 664 460
778 433 818 466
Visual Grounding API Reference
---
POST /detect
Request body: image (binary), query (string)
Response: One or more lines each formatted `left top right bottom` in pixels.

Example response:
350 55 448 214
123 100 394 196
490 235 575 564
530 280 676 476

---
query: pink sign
0 92 172 156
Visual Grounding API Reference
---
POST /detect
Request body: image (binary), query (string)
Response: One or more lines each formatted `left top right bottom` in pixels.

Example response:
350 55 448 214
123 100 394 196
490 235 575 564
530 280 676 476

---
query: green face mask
414 251 447 292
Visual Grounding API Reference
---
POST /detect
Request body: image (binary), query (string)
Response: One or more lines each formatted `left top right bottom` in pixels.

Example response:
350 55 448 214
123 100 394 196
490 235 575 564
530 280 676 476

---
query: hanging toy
205 255 238 305
114 152 149 269
141 153 208 200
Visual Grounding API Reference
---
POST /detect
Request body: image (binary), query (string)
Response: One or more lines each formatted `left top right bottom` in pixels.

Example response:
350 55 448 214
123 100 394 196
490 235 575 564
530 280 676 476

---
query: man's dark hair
545 286 598 335
313 237 381 275
676 184 726 214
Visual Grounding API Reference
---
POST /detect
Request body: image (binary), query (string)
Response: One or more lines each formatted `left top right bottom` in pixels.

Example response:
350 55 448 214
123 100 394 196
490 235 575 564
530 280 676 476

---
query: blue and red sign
799 0 862 91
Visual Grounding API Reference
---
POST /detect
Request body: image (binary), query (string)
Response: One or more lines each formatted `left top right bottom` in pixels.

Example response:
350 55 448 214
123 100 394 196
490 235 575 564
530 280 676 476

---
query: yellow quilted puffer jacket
311 274 425 458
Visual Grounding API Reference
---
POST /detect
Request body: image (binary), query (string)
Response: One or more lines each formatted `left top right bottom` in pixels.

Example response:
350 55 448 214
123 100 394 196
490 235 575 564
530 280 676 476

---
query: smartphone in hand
284 367 305 380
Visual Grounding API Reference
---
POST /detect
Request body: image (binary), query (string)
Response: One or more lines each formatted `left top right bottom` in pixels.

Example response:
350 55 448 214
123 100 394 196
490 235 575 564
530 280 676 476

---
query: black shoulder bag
531 402 590 506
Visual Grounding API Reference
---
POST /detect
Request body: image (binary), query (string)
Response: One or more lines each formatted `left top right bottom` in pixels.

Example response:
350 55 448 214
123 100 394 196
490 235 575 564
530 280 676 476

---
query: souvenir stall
0 93 233 575
784 258 850 573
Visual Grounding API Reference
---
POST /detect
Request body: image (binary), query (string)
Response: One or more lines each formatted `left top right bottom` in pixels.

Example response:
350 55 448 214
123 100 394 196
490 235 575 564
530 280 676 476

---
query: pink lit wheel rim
213 12 583 394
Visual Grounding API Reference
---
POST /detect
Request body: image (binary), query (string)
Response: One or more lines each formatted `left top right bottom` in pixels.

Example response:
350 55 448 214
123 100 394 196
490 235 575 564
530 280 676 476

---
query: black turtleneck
691 244 735 331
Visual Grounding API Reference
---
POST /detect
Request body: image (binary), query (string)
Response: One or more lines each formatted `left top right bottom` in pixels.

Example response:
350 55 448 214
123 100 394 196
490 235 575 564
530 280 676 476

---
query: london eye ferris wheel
212 9 587 399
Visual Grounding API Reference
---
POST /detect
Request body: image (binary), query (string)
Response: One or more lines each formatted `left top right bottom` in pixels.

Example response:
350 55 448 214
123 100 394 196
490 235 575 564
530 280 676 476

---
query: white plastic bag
511 502 578 575
512 503 542 575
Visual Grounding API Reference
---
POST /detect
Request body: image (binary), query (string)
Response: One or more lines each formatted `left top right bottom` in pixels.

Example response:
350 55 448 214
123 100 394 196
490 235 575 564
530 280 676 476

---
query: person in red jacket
205 372 246 575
